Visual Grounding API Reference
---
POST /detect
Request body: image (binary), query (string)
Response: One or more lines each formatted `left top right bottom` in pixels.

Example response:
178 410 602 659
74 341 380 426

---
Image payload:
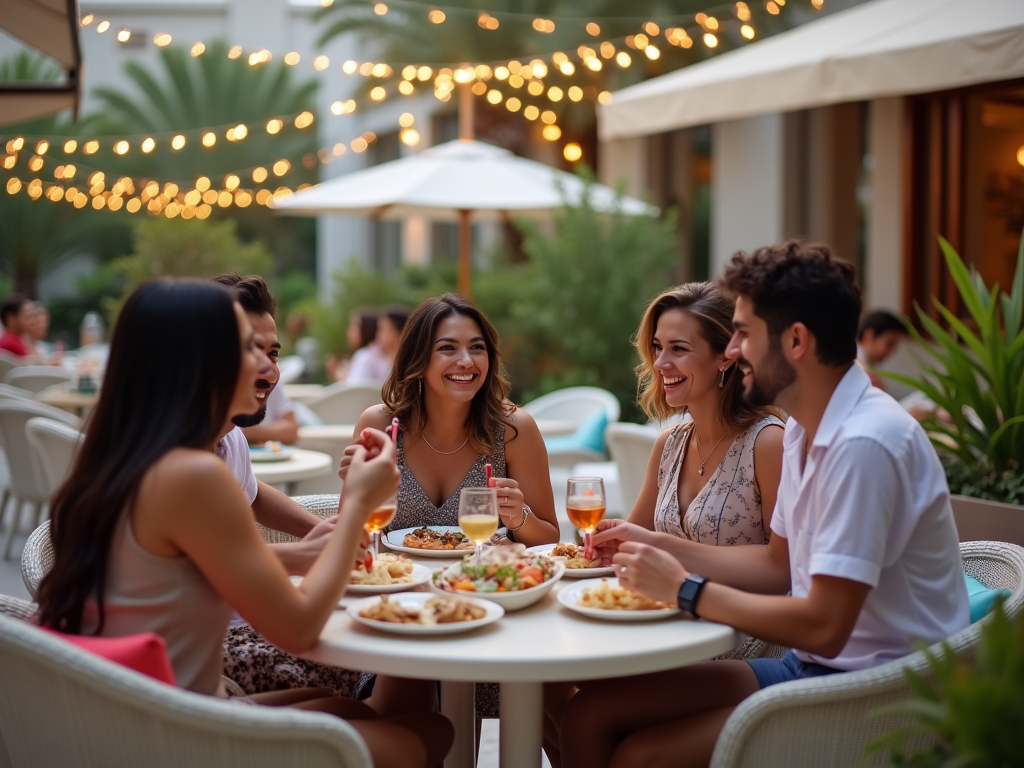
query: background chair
305 383 382 425
604 423 659 513
0 352 23 381
25 417 83 494
3 366 72 394
0 383 33 402
710 540 1024 768
0 401 79 559
278 355 305 384
0 614 371 768
521 386 621 428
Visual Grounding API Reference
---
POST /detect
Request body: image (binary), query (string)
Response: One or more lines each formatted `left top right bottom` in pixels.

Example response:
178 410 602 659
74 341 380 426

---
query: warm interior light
1017 145 1024 167
400 128 420 146
586 22 600 36
171 134 186 150
202 132 216 148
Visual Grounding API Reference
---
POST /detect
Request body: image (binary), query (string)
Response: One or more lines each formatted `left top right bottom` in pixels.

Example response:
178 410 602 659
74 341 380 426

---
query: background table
250 447 332 494
300 556 739 768
37 388 98 417
284 383 326 404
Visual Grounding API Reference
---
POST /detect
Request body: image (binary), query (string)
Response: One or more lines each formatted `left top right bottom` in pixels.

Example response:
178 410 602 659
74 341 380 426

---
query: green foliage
487 182 677 419
868 599 1024 767
883 232 1024 470
941 455 1024 507
114 216 272 295
46 264 123 346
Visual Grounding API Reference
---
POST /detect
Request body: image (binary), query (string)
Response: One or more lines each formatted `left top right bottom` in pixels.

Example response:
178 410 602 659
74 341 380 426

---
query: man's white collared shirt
772 364 969 671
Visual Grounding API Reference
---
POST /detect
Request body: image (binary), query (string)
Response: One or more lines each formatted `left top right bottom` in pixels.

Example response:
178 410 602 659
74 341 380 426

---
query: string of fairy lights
1 0 823 218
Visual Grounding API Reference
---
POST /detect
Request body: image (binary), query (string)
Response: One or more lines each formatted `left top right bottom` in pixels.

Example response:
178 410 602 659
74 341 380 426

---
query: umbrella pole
458 209 472 297
459 83 474 140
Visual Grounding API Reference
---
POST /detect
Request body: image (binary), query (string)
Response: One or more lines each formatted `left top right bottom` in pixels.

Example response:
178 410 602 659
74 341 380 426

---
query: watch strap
677 574 708 618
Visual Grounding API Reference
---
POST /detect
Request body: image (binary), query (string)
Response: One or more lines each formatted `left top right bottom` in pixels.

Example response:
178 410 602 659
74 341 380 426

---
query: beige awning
0 0 81 126
599 0 1024 140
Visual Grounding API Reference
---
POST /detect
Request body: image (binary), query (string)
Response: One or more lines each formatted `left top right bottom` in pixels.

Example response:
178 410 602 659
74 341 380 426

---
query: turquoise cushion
965 574 1012 623
544 410 609 455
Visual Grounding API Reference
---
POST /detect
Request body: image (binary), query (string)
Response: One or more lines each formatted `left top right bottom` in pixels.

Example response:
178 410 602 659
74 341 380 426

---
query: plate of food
248 441 294 462
431 544 565 611
347 593 504 635
382 526 477 558
525 543 614 578
290 555 431 599
557 578 681 622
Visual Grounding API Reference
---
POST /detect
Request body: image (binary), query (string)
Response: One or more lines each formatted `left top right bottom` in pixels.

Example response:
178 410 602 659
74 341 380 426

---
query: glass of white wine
458 487 499 565
566 477 606 560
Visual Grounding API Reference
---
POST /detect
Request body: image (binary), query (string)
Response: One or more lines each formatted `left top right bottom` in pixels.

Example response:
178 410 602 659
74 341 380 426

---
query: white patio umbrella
272 138 657 296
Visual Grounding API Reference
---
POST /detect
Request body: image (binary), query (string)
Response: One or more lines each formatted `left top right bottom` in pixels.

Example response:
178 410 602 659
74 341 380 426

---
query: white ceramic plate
431 562 565 611
347 592 504 635
248 446 295 463
382 526 478 559
557 578 681 622
525 544 614 578
290 563 433 600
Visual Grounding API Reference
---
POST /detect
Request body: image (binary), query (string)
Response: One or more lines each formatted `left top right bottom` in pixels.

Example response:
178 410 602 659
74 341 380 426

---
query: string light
563 143 582 162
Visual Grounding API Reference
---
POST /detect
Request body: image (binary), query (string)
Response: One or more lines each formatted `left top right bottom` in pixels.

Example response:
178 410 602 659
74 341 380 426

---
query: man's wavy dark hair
718 240 861 366
211 273 276 318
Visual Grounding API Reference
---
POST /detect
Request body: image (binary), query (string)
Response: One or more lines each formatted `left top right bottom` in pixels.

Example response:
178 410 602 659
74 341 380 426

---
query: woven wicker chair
22 495 343 599
0 613 371 768
710 540 1024 768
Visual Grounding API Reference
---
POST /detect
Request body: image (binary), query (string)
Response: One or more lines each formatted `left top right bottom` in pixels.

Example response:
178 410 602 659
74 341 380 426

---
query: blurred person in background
26 302 59 362
0 295 32 358
346 305 411 385
326 308 378 382
856 310 908 389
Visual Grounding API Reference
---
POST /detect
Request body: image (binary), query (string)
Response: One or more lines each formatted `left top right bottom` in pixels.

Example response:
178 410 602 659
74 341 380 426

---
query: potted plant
885 232 1024 544
867 598 1024 767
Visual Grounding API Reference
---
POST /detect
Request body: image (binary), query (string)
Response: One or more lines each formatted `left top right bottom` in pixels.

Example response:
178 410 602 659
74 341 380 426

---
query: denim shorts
746 649 842 689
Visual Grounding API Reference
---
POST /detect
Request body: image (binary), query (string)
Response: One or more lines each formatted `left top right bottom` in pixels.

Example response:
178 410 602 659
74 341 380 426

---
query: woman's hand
343 428 399 516
489 476 527 528
339 428 388 481
589 520 659 566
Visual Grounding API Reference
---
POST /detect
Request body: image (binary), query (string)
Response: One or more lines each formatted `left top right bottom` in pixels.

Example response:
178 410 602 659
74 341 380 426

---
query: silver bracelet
507 503 531 531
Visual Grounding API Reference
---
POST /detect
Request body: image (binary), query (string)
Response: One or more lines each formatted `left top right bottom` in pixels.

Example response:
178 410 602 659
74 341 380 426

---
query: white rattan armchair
710 540 1024 768
0 613 371 768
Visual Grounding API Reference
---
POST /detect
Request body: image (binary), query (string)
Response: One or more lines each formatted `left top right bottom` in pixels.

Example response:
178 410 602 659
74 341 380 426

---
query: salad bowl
430 548 565 611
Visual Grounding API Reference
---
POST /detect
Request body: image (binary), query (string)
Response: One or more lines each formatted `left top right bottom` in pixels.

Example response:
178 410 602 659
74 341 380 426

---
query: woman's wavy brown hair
634 282 779 429
382 293 516 455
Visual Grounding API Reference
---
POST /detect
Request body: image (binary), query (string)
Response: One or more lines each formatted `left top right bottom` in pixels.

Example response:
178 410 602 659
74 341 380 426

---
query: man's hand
613 541 689 606
589 520 659 566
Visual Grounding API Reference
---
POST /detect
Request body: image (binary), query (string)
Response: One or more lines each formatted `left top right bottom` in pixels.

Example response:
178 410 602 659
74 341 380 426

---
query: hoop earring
718 369 726 388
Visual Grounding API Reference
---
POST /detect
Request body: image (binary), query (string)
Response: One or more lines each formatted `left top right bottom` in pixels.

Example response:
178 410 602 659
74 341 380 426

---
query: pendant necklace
693 427 732 476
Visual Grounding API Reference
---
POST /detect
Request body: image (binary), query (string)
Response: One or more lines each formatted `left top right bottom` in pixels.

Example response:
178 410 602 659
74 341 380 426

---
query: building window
368 131 401 272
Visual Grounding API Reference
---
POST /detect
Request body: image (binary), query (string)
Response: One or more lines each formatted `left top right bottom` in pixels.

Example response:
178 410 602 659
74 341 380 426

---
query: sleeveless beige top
654 416 784 545
82 514 233 696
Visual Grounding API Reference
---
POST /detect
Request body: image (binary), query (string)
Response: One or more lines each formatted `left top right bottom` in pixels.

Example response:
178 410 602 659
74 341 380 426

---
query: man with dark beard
556 242 968 768
211 273 334 574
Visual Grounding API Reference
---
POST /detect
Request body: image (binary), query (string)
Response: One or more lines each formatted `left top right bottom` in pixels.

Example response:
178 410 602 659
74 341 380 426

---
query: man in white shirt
559 242 969 768
212 273 333 574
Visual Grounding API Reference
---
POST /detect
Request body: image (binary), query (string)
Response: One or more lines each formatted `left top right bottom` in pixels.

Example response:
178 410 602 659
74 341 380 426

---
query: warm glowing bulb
400 128 420 146
616 51 632 67
141 137 156 153
399 80 415 95
225 174 240 190
190 42 205 57
1017 145 1024 167
202 131 216 147
113 140 129 155
266 118 283 134
524 105 540 121
568 86 583 102
374 3 387 14
343 60 358 74
154 33 172 47
314 55 330 71
63 139 77 153
228 45 243 59
272 159 290 176
586 22 600 36
171 134 186 150
486 89 503 105
541 110 557 125
35 140 49 155
252 167 268 183
704 33 718 47
370 86 387 101
547 87 564 102
645 45 661 60
284 52 300 65
506 97 522 112
96 20 110 33
196 176 211 192
598 91 612 105
542 125 562 141
741 24 756 39
83 140 99 154
399 112 415 128
294 111 314 128
233 123 248 140
116 28 131 43
81 14 94 25
563 143 583 162
428 9 445 23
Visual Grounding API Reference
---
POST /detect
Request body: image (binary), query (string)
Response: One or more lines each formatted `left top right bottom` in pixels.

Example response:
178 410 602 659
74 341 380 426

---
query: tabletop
301 562 739 683
250 447 333 485
37 389 98 412
284 383 326 403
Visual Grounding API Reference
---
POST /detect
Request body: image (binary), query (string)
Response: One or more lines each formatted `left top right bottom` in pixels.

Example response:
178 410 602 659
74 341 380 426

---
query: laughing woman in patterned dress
339 293 559 717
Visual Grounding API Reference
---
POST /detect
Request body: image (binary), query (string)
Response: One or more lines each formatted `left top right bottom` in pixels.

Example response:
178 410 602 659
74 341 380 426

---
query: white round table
283 383 326 404
250 447 332 494
299 560 739 768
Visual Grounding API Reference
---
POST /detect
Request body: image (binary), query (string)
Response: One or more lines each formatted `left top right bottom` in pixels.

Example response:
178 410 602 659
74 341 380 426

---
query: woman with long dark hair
36 280 451 768
339 293 559 716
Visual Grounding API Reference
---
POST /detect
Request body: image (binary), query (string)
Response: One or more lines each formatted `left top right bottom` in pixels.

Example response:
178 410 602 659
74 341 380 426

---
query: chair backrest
0 382 33 401
0 614 370 768
306 383 383 425
605 423 659 513
0 401 79 500
0 352 23 380
278 355 305 384
521 386 621 426
25 417 83 494
3 366 73 394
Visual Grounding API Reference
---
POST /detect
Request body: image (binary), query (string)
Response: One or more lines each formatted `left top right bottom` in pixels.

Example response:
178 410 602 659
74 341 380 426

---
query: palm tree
0 52 124 297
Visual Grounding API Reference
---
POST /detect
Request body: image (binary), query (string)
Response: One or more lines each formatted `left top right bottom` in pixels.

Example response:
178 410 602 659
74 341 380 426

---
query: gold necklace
693 426 733 476
421 431 470 455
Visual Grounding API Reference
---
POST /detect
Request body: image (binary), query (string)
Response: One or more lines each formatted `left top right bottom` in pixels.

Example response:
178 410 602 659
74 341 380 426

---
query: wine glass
566 477 606 560
364 491 397 565
458 487 499 565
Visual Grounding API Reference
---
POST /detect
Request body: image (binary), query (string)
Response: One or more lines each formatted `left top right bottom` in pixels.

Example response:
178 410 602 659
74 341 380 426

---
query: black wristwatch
677 574 708 618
